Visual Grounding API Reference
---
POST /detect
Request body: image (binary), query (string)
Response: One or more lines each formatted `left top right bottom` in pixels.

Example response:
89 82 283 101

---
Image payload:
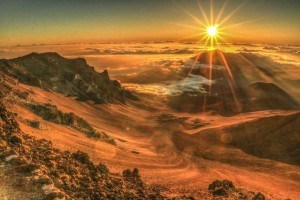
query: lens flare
207 25 218 37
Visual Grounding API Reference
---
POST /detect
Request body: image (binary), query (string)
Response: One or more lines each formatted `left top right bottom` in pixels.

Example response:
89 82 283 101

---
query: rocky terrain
0 101 164 199
26 102 116 144
0 73 116 145
0 52 137 103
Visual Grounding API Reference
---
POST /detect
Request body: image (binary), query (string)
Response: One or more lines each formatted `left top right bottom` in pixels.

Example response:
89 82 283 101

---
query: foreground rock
208 180 234 196
208 180 266 200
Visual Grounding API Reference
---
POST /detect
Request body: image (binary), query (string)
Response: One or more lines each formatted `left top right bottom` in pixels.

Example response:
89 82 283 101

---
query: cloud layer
1 42 299 96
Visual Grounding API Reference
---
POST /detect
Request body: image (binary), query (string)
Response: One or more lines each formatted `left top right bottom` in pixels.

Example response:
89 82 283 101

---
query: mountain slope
0 100 166 199
0 52 137 103
168 50 299 115
242 82 299 111
172 111 300 165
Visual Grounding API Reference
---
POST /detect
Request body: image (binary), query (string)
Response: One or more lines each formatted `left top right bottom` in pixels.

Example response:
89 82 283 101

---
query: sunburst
170 0 251 49
207 25 218 37
171 0 249 113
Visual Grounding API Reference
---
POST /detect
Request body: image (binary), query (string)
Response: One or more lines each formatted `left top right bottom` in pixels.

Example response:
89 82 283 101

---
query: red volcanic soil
7 82 300 199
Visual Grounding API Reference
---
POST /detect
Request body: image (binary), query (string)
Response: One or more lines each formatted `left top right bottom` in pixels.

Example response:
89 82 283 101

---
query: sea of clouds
1 42 299 96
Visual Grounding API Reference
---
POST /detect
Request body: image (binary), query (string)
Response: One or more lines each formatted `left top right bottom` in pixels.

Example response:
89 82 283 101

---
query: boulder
72 151 91 165
208 180 235 196
253 192 265 200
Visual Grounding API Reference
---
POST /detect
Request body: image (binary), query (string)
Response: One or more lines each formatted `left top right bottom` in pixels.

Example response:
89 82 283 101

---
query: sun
207 25 218 37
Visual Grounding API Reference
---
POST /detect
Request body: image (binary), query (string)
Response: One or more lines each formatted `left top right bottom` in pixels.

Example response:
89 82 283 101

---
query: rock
5 154 18 162
208 180 234 190
31 169 43 175
72 151 91 165
132 168 140 178
97 163 109 174
0 149 18 159
212 188 228 196
8 156 29 165
42 184 54 190
253 192 265 200
15 163 40 174
123 169 132 178
208 180 235 196
35 176 53 185
8 135 23 145
27 120 43 129
45 191 65 200
222 179 234 189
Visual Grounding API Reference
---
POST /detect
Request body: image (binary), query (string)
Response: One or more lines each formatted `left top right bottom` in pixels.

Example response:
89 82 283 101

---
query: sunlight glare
207 25 218 37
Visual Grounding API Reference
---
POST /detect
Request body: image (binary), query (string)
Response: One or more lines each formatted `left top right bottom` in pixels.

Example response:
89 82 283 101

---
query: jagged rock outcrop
0 52 137 103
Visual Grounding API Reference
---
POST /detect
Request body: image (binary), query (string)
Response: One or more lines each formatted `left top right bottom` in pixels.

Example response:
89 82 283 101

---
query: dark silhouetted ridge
0 52 137 103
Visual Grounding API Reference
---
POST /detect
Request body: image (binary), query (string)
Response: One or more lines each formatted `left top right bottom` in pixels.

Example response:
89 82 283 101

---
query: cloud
238 47 261 53
85 48 100 54
113 57 186 84
65 44 199 57
277 46 300 54
123 74 212 96
263 46 279 50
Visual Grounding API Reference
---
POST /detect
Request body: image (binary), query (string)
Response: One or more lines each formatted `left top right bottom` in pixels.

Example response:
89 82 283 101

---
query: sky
1 0 300 46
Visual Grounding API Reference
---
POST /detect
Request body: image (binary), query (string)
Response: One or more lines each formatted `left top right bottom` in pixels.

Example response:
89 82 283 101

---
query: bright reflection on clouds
124 74 213 96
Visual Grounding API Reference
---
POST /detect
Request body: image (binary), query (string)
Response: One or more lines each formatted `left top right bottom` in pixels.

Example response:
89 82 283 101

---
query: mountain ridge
0 52 137 104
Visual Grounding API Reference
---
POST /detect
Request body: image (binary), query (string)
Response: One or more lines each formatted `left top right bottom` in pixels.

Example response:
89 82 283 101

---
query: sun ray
215 1 227 24
163 21 201 30
221 17 264 29
208 50 213 94
210 0 214 25
186 53 202 78
218 1 247 26
219 51 233 79
219 51 242 112
196 1 210 25
179 6 206 26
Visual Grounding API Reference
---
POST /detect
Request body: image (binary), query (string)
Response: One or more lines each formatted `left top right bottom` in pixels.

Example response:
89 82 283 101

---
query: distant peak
101 69 110 79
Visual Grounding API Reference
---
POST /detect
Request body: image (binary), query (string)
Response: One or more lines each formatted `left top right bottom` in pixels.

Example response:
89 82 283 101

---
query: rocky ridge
0 52 137 104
